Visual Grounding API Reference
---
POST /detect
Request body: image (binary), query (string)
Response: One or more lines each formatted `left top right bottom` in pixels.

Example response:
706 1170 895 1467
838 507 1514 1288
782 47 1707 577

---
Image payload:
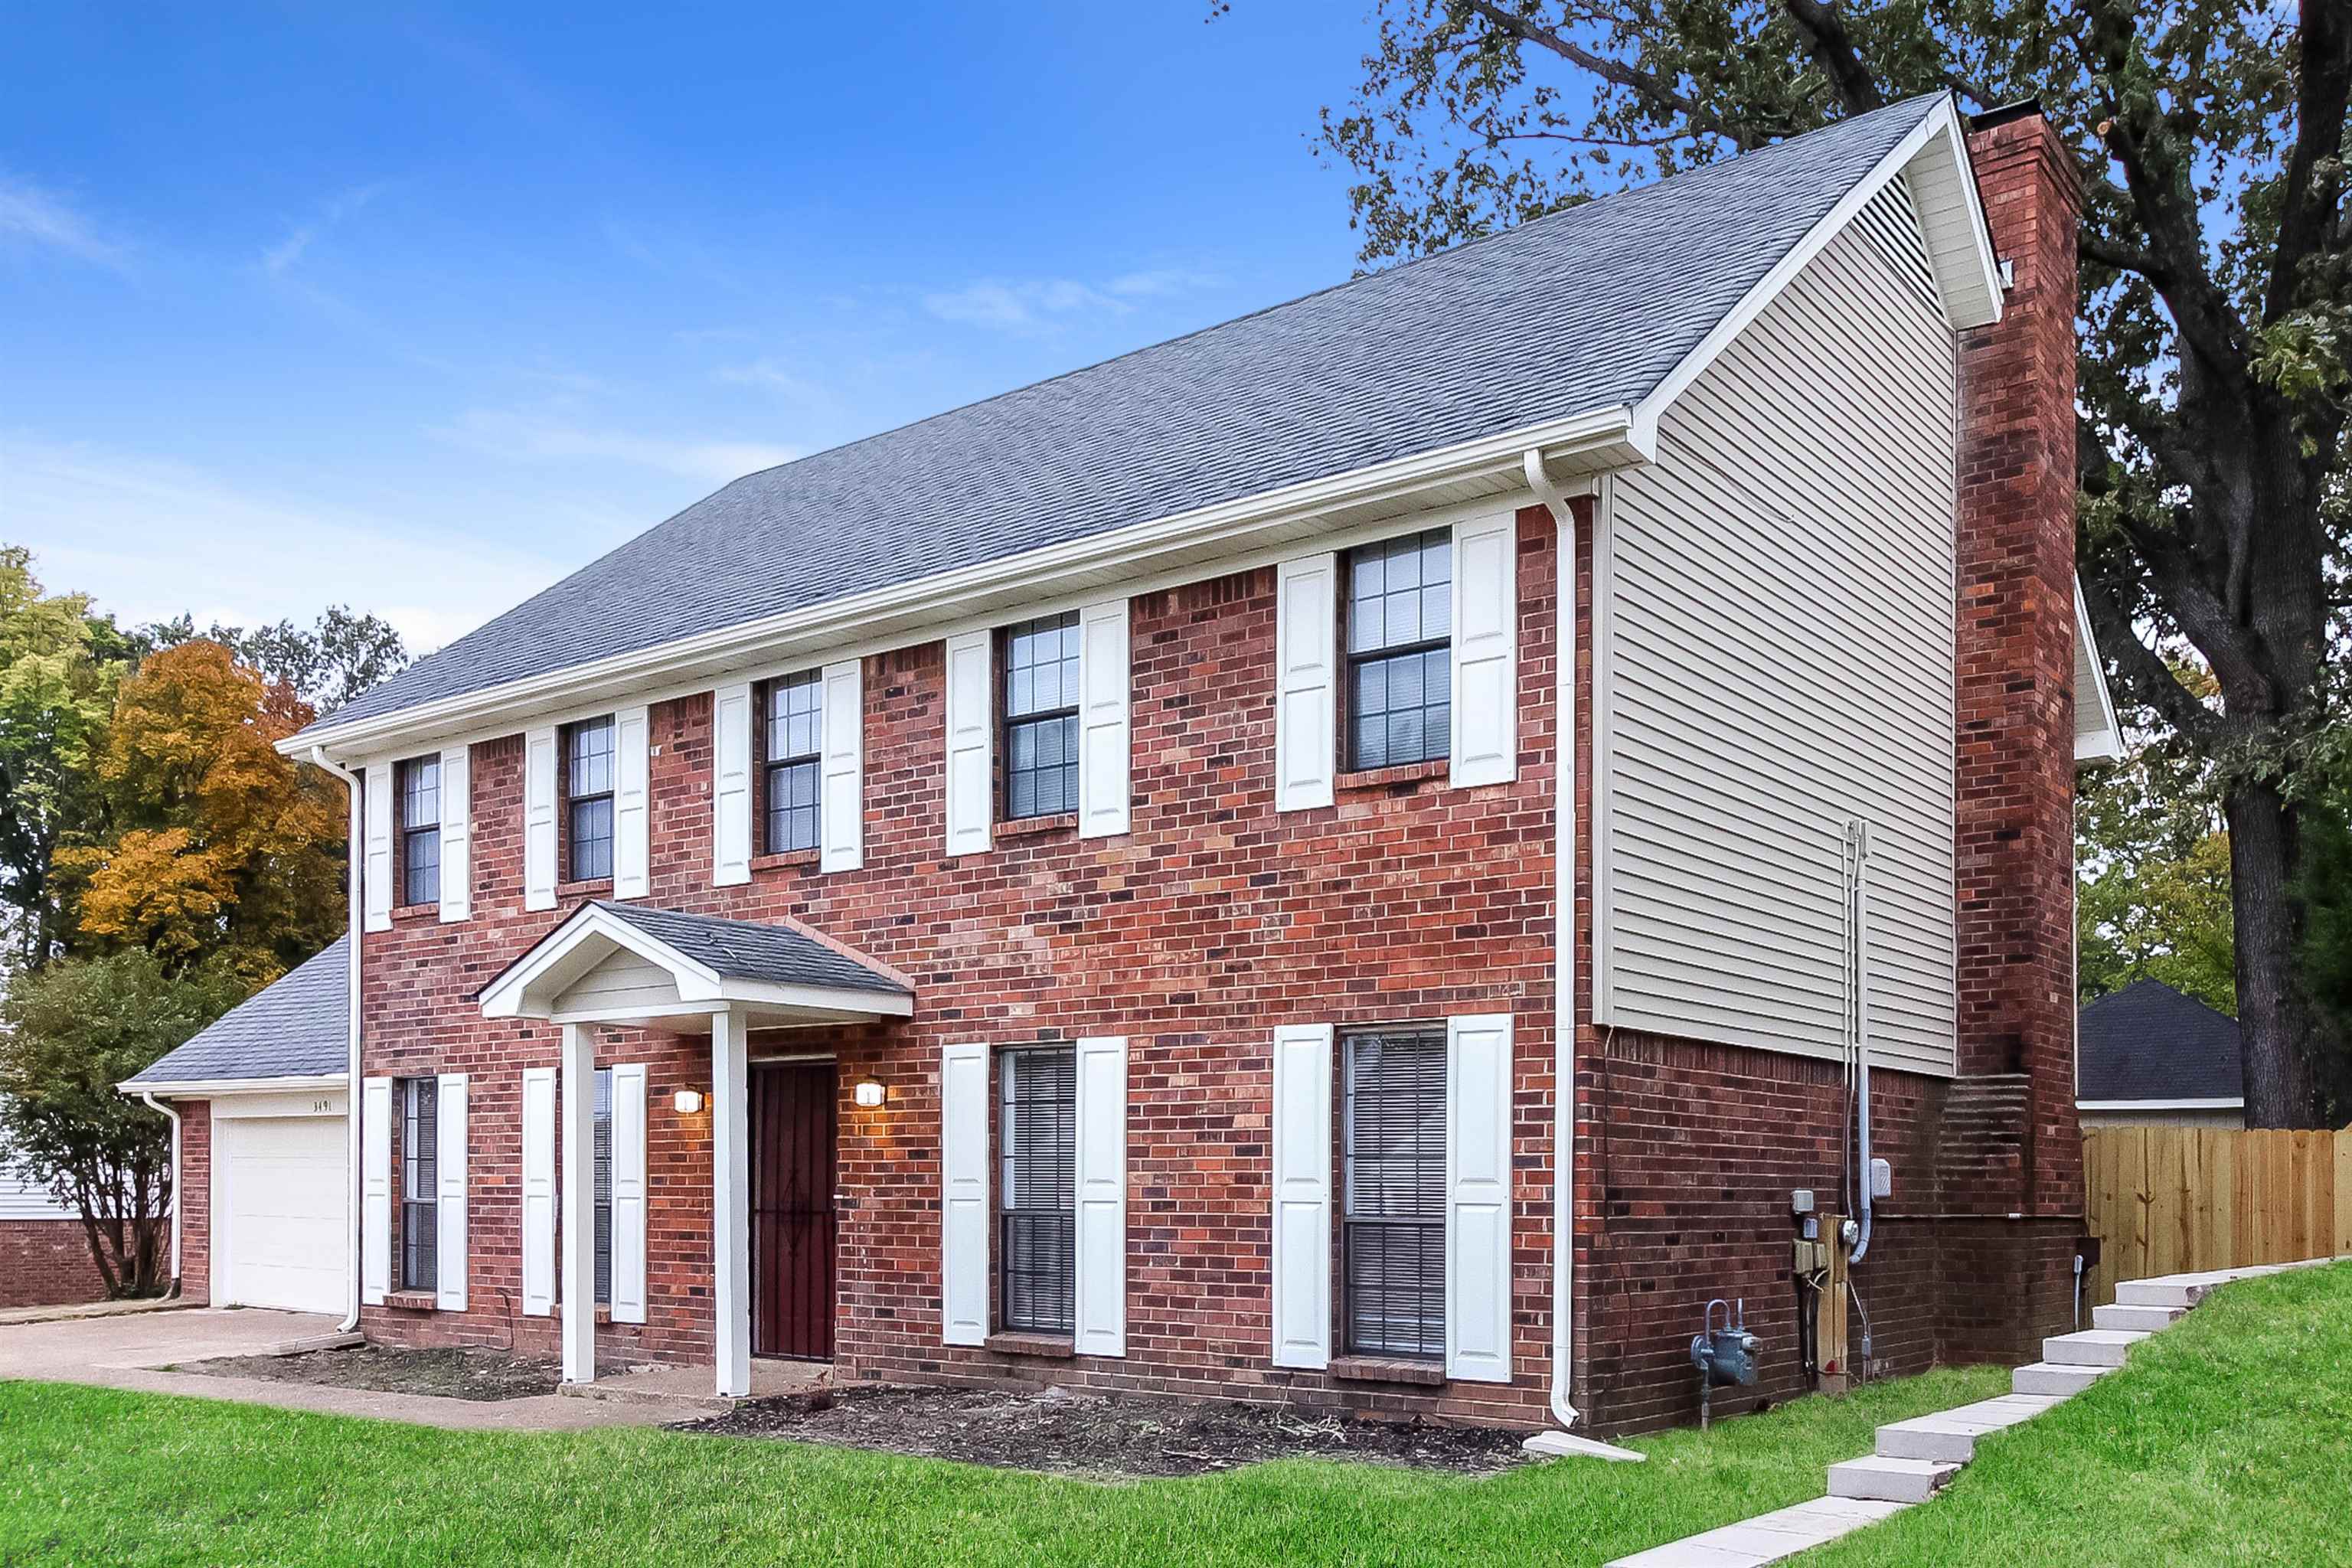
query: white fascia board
2073 580 2125 765
285 403 1646 765
1630 93 1998 452
116 1073 349 1098
2078 1097 2245 1112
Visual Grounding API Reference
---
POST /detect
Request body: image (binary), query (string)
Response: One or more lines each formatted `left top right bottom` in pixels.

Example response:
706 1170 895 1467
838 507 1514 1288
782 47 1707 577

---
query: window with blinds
593 1067 614 1305
1342 1027 1446 1358
400 1076 439 1292
998 1046 1076 1334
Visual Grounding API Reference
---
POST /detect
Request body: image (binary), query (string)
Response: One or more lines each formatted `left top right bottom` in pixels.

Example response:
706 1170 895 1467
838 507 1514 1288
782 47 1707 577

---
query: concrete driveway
0 1306 656 1432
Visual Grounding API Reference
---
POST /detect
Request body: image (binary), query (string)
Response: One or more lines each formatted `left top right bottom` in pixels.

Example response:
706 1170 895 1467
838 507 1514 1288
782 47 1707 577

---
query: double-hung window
763 672 822 854
593 1067 614 1305
400 1076 439 1292
397 755 441 907
1344 528 1452 770
998 1046 1076 1334
1341 1027 1447 1359
1001 612 1080 821
564 717 616 883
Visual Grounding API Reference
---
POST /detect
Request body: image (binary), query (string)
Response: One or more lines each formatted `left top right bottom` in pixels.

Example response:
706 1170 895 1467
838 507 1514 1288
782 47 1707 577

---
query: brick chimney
1935 103 2086 1357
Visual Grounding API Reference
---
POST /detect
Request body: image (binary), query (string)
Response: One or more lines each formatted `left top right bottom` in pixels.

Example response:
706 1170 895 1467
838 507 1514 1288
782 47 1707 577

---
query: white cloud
0 172 127 269
1105 267 1224 298
921 266 1223 332
436 407 797 483
0 433 568 656
262 183 387 276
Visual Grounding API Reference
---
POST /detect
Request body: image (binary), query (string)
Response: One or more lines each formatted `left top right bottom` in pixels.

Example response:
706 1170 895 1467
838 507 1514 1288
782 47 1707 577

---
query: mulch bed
671 1383 1535 1478
176 1344 564 1402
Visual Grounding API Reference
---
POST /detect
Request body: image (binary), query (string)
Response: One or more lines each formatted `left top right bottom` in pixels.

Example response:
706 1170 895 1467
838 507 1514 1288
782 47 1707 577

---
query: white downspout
137 1091 182 1294
1521 449 1644 1463
312 744 365 1334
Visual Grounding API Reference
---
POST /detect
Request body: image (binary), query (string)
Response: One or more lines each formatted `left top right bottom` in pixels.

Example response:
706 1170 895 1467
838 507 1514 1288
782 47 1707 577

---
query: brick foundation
0 1220 109 1309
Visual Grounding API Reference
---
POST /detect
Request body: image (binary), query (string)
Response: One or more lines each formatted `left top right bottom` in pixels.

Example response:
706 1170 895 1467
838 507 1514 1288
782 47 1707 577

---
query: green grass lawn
0 1266 2344 1567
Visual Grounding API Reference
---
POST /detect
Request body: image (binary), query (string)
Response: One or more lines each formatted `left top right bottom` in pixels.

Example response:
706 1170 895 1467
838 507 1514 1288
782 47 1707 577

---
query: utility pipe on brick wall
312 745 365 1335
137 1091 181 1295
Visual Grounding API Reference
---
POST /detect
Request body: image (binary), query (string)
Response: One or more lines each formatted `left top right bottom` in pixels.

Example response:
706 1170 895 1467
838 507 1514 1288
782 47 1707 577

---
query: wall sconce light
674 1089 705 1116
853 1079 887 1109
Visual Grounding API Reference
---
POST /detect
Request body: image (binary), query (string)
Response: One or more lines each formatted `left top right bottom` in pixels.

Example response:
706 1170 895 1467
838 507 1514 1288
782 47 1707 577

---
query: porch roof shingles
589 902 910 998
303 94 1948 740
122 937 349 1088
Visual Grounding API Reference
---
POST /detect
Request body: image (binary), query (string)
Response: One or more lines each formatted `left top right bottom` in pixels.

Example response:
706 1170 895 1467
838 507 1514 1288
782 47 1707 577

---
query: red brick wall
362 505 1563 1426
178 1100 213 1305
0 1220 108 1309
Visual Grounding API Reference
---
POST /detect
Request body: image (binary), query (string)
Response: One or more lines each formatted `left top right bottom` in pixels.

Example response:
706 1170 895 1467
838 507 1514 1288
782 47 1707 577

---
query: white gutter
120 1074 349 1098
311 744 366 1335
1520 451 1644 1464
136 1092 182 1295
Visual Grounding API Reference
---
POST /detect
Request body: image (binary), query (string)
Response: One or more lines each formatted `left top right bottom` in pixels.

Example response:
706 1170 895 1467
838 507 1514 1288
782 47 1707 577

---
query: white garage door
217 1115 348 1314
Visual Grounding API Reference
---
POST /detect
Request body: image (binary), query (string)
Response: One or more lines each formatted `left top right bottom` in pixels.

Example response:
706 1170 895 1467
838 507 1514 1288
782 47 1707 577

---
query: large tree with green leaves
1297 0 2350 1125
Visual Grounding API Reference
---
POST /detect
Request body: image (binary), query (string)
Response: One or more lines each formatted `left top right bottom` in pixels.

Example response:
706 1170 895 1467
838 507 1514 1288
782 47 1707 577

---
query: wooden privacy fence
2082 1127 2352 1307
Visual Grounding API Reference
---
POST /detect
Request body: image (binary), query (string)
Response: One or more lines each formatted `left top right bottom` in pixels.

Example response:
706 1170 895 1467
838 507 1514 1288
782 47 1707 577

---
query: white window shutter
362 763 393 931
1269 1023 1333 1370
524 727 558 911
1276 554 1337 812
819 658 864 873
361 1076 391 1306
943 630 994 857
610 1063 648 1324
611 706 651 898
939 1042 989 1345
713 682 753 886
520 1067 555 1318
438 744 471 923
1445 1013 1514 1383
436 1073 469 1312
1449 512 1519 787
1073 1034 1128 1357
1076 599 1131 839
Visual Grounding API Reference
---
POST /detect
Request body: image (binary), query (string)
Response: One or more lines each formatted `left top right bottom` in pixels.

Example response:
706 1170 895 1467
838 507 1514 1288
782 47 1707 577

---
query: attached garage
120 937 351 1315
213 1101 349 1312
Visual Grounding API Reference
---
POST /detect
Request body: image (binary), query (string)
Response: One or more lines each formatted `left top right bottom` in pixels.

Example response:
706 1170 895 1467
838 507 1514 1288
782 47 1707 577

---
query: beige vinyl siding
1597 194 1959 1076
560 952 684 1016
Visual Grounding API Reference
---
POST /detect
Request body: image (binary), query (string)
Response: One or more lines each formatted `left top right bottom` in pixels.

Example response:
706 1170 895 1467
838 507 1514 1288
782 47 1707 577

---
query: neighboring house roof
304 92 1971 744
121 938 350 1090
587 903 910 998
2076 979 2244 1105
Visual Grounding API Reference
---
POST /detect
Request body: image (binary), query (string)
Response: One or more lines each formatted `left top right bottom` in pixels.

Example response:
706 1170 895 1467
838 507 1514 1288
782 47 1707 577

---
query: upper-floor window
400 1076 439 1292
998 1045 1076 1334
1341 1026 1446 1359
397 755 441 908
763 672 822 854
1345 528 1452 770
1001 611 1080 821
565 716 616 883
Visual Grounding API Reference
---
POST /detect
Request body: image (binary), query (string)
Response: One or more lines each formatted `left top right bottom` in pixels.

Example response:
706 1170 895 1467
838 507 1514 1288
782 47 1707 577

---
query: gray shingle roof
2077 980 2244 1103
122 938 349 1089
311 94 1944 737
590 902 910 997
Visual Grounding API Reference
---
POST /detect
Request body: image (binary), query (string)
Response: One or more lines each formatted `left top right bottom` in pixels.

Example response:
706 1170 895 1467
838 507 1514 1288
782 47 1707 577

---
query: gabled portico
478 901 912 1396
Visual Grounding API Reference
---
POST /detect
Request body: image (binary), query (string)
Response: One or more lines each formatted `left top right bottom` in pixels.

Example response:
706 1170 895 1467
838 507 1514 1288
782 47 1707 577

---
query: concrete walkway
1608 1257 2346 1568
0 1307 662 1432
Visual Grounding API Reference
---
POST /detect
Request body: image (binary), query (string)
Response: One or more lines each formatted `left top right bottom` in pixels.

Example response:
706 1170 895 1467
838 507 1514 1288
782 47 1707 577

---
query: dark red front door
750 1061 837 1360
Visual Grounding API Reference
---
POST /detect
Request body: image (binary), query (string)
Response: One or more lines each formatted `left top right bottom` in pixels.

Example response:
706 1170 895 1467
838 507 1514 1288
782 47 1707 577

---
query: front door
750 1060 838 1360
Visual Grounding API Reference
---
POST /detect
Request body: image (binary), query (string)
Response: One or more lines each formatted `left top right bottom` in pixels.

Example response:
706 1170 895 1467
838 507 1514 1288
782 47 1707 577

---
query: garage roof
122 938 348 1090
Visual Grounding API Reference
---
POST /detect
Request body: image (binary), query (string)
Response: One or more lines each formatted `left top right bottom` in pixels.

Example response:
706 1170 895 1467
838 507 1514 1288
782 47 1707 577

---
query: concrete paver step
2093 1302 2184 1331
2043 1328 2148 1367
2012 1360 2112 1396
1874 1393 2065 1462
1827 1454 1960 1504
1603 1498 1909 1568
2115 1278 2209 1309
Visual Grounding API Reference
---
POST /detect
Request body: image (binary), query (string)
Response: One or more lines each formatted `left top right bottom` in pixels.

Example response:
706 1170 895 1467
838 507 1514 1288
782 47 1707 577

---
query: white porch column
559 1022 597 1383
711 1005 752 1397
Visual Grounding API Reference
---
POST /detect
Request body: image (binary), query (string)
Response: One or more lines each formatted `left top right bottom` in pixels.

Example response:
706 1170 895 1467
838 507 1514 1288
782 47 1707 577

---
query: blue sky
0 3 1367 653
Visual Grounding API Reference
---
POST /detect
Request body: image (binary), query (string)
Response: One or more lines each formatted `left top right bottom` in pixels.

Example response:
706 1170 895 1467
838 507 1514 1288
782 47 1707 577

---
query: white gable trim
1631 94 2001 455
2074 580 2124 764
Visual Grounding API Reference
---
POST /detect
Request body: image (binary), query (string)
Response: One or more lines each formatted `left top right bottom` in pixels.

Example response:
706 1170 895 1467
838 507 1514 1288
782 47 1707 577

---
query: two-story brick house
256 93 2119 1439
